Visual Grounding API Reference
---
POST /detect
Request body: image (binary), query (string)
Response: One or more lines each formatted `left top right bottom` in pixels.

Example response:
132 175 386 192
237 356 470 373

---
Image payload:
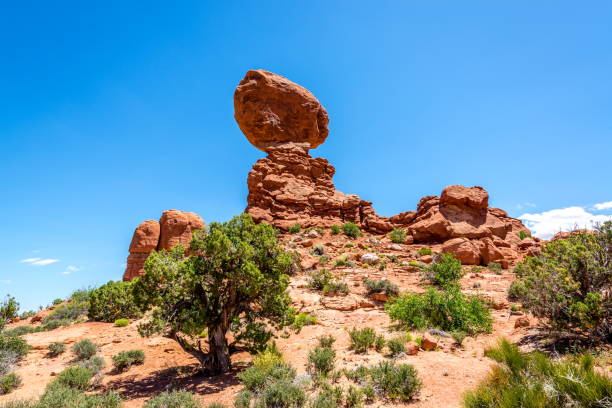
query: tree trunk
202 325 231 375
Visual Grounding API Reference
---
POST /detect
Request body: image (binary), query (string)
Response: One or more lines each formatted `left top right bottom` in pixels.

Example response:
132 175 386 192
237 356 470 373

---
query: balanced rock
123 210 204 281
234 70 329 152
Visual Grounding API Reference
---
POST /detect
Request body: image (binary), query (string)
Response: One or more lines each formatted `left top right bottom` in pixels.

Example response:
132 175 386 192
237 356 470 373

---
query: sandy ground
1 231 602 407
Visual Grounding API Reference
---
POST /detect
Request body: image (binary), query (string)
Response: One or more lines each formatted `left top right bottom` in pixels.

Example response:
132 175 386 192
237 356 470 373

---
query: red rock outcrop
234 69 329 153
123 210 205 281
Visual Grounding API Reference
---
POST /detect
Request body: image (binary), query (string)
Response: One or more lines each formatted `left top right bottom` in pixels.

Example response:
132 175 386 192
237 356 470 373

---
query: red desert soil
0 231 576 407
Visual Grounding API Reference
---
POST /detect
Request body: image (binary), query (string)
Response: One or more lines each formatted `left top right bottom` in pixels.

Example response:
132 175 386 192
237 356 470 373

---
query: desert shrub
52 299 63 306
308 269 334 291
48 342 66 357
463 339 612 408
389 228 407 244
417 247 432 256
0 336 29 359
517 230 531 240
369 361 422 401
0 401 34 408
19 310 35 320
259 379 306 407
451 331 467 347
1 326 39 337
374 335 386 352
345 385 363 408
318 335 336 348
88 280 140 322
237 358 304 408
308 346 335 375
341 222 360 239
423 253 463 288
252 344 283 370
53 365 94 390
0 372 21 395
319 255 329 266
43 289 92 325
292 313 317 331
206 404 226 408
311 244 326 256
322 280 349 295
509 222 612 341
487 262 502 274
288 224 301 234
386 287 492 335
114 318 129 327
39 318 72 331
238 361 296 392
388 255 399 263
363 279 399 297
348 328 376 353
330 225 340 235
344 241 355 248
0 351 18 378
112 350 145 372
38 382 122 408
310 391 339 408
72 339 97 360
79 355 105 374
0 296 19 326
387 337 406 357
144 390 202 408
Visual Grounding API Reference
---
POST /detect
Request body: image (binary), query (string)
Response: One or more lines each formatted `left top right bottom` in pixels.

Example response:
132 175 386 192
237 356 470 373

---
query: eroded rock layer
123 210 204 281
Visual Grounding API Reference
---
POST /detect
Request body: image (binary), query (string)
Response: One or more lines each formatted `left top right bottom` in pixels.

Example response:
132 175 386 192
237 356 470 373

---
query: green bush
451 331 467 347
80 356 105 374
39 382 122 408
88 280 140 322
288 224 301 234
72 339 97 361
389 228 407 244
259 380 306 408
238 361 296 392
311 244 325 256
53 365 94 390
370 361 422 401
0 296 19 325
517 230 531 240
330 225 341 235
363 279 399 297
417 247 432 256
322 281 349 295
144 390 202 408
361 384 375 402
48 342 66 357
487 262 502 274
0 372 21 395
463 339 612 408
292 313 317 331
112 350 145 372
0 336 29 359
387 337 406 357
318 335 335 348
114 318 130 327
307 346 335 375
386 287 492 335
374 334 386 352
341 222 360 239
39 318 72 332
345 385 363 408
1 326 38 337
509 222 612 341
52 298 63 306
424 253 463 288
307 269 334 291
348 328 376 353
42 291 90 325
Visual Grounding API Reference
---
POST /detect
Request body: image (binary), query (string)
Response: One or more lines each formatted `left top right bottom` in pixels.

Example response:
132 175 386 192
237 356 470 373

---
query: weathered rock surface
123 210 205 281
234 70 329 153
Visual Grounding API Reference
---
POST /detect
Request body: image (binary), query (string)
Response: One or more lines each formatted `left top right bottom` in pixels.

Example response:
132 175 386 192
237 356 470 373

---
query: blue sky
1 1 611 311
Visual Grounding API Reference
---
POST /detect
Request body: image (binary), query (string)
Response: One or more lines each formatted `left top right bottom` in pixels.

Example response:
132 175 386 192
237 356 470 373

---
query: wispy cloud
516 202 536 210
20 258 60 266
62 266 80 275
520 205 612 239
593 201 612 211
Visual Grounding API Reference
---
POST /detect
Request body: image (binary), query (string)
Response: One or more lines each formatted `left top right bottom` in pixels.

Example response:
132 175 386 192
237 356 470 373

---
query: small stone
421 333 438 351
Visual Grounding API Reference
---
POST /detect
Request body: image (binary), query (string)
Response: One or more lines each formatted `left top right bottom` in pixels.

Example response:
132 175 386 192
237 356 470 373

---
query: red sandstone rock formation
234 69 329 152
123 210 204 281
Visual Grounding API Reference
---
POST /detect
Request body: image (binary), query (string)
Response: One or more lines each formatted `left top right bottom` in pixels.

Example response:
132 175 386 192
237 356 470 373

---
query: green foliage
292 313 317 331
417 247 432 256
311 244 325 256
79 356 105 374
374 335 386 352
288 224 301 234
463 339 612 408
307 346 335 376
38 382 122 408
318 335 335 349
47 342 66 357
144 390 202 408
133 214 297 374
308 270 348 295
237 357 304 408
361 385 375 402
510 222 612 341
1 326 38 337
322 281 349 296
424 253 463 288
52 299 63 306
72 340 97 361
348 328 376 353
0 296 19 326
53 366 94 390
487 262 502 274
369 361 422 401
43 289 92 326
345 385 363 408
114 318 129 327
386 287 492 335
363 279 399 297
330 225 340 235
341 223 360 239
112 350 145 372
88 280 140 322
387 337 406 357
517 230 531 240
238 361 296 392
389 228 407 244
0 336 29 359
0 372 21 395
451 331 467 347
259 379 306 408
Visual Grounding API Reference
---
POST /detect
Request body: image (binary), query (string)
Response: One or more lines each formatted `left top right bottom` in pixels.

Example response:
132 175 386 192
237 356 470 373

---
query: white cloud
62 266 80 275
20 258 60 266
516 202 536 210
593 201 612 211
519 206 612 239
